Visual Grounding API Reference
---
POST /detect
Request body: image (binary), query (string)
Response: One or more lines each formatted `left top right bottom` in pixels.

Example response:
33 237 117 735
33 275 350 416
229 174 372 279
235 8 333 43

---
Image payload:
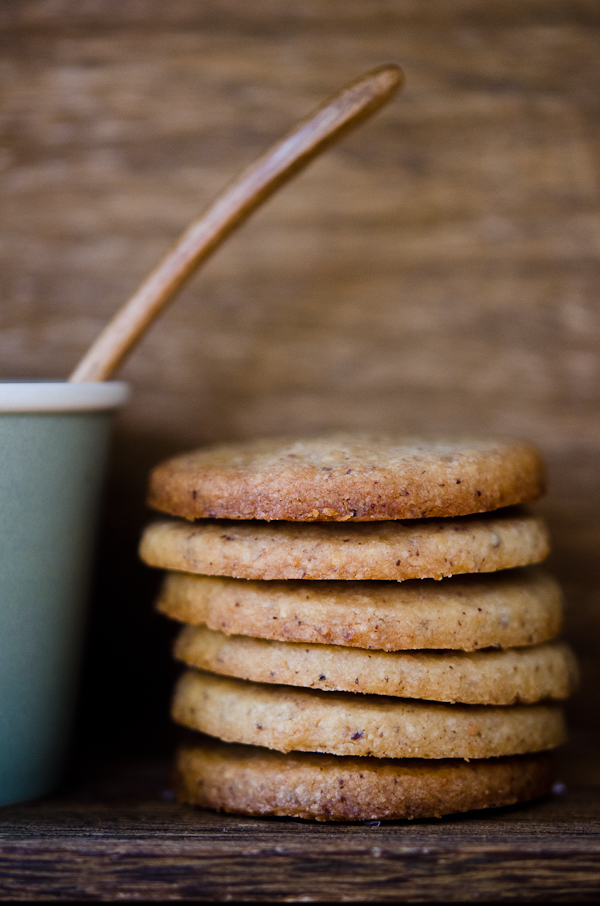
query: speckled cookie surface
172 670 566 759
174 739 555 821
148 434 546 522
157 567 563 651
174 627 577 705
140 510 549 581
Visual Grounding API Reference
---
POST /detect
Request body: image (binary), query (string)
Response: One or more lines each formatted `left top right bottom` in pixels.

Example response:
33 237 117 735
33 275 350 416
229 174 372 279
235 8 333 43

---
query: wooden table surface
1 5 598 902
1 736 599 902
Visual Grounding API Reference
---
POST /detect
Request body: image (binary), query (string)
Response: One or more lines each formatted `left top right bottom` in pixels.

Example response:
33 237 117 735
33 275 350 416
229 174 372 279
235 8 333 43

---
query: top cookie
148 434 546 522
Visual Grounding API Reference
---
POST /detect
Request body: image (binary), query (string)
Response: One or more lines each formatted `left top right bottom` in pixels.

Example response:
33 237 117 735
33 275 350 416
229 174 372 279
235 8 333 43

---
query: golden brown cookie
157 567 563 651
148 434 546 522
140 510 549 581
174 627 578 705
174 738 555 821
172 670 566 759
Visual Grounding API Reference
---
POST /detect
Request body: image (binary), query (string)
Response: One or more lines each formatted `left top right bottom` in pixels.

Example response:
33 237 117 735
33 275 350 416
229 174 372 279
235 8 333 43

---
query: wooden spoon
69 65 403 383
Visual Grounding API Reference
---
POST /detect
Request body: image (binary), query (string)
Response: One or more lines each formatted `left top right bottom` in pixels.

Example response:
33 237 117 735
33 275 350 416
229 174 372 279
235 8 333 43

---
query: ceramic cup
0 381 129 807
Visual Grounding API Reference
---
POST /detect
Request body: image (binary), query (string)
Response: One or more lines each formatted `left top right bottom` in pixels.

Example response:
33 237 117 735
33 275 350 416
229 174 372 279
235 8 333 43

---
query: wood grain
0 1 598 753
69 65 402 381
0 746 599 901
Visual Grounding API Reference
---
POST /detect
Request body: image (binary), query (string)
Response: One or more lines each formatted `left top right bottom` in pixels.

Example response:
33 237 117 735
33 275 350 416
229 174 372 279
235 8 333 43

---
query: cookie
172 670 566 759
140 510 549 581
157 567 563 651
148 434 546 522
173 627 577 705
174 738 555 821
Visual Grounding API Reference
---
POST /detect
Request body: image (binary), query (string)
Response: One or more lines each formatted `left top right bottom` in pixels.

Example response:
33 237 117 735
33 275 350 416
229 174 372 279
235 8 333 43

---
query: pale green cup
0 382 129 807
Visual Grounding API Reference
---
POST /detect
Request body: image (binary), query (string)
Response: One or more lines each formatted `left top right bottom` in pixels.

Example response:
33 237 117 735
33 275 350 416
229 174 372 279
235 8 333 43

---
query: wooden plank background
0 1 598 755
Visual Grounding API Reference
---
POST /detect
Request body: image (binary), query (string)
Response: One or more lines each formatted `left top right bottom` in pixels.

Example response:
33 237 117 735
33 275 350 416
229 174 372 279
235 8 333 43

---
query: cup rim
0 381 130 412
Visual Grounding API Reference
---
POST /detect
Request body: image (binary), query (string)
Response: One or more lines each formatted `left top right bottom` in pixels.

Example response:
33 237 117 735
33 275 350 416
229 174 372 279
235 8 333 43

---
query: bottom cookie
174 737 554 822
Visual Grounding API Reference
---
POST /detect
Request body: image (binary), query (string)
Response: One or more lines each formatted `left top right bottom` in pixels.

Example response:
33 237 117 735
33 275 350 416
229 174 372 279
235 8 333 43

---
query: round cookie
174 627 578 705
174 739 555 821
157 567 563 651
172 670 566 759
148 434 546 522
140 510 549 582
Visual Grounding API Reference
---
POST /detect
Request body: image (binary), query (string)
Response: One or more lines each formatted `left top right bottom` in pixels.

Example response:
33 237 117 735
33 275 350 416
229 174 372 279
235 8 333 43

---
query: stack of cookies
139 435 578 821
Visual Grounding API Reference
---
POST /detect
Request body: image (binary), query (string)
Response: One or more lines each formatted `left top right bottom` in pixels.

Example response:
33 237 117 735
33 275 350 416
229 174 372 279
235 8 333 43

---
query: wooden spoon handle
69 64 403 382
